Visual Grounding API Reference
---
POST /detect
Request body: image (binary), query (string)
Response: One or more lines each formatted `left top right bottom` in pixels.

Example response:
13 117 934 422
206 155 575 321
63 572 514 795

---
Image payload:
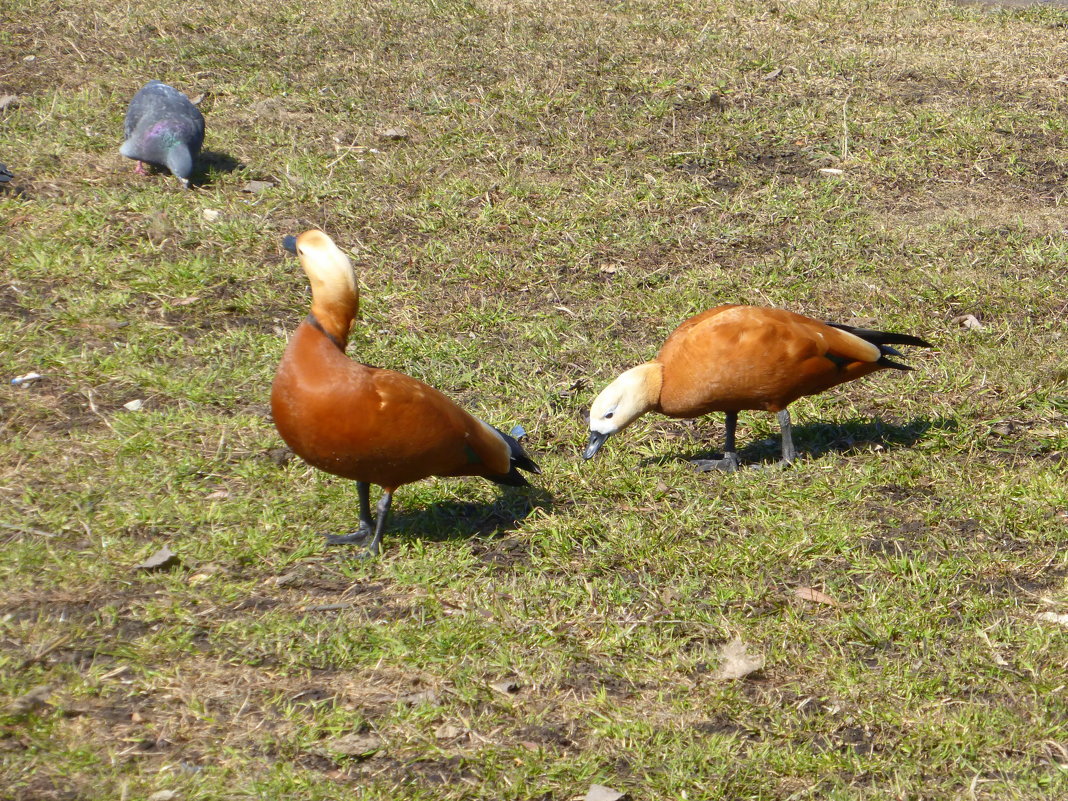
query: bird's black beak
282 235 298 254
583 431 609 460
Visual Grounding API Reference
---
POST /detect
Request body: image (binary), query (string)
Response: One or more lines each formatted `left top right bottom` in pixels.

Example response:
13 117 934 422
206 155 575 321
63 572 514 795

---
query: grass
2 0 1067 798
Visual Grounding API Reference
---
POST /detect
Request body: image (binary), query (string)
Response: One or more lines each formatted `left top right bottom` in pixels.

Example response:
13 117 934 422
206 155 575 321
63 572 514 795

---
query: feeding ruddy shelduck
583 305 931 469
271 231 540 557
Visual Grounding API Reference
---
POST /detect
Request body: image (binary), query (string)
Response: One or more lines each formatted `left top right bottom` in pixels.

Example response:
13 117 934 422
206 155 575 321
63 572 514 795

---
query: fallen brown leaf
585 785 630 801
490 679 521 695
399 689 439 706
241 180 276 193
134 545 180 572
952 313 983 330
5 685 52 715
325 732 383 758
434 723 465 740
794 586 839 607
377 127 409 140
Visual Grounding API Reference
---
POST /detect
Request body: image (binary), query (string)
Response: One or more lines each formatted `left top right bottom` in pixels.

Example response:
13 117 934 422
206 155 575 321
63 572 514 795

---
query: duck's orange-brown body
655 305 888 416
270 230 537 556
584 303 931 466
271 318 515 493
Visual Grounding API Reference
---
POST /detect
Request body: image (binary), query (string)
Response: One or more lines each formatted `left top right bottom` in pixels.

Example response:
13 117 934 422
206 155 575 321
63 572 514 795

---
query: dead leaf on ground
555 377 589 397
5 685 52 715
585 785 630 801
399 689 439 706
241 180 276 193
711 638 764 680
147 791 178 801
762 68 783 80
274 566 310 587
135 545 180 572
794 586 840 607
326 732 383 758
377 127 409 140
490 679 521 695
266 447 294 466
434 723 465 740
990 420 1023 437
952 313 983 330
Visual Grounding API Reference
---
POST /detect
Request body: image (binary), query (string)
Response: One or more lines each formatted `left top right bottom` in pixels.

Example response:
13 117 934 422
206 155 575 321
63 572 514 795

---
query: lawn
1 0 1067 798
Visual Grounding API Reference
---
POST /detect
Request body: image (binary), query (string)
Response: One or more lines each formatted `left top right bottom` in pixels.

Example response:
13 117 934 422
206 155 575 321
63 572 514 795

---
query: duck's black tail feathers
488 425 541 487
826 322 933 371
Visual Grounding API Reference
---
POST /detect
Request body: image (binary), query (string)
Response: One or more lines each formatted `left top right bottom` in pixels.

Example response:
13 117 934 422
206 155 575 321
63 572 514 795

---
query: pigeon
0 163 12 184
119 80 204 189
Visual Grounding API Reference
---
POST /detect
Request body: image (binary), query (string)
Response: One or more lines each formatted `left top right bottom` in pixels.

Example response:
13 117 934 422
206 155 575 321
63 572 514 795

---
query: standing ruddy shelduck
271 231 540 557
583 305 931 469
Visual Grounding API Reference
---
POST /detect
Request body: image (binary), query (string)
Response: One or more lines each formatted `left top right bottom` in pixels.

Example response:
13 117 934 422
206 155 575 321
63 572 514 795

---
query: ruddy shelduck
271 231 540 557
583 305 931 469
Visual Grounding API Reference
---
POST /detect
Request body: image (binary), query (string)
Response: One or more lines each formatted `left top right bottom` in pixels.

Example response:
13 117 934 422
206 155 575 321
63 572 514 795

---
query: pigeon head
162 140 195 189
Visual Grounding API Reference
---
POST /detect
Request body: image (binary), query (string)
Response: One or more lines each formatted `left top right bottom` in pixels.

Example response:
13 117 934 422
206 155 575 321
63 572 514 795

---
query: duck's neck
309 294 359 350
629 362 665 414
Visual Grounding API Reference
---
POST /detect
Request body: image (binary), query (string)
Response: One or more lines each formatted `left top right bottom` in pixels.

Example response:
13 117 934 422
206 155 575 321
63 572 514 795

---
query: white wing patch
834 328 881 363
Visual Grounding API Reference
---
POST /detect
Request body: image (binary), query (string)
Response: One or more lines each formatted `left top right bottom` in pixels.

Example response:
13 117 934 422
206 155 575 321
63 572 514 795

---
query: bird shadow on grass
645 416 957 469
191 150 243 188
384 486 553 545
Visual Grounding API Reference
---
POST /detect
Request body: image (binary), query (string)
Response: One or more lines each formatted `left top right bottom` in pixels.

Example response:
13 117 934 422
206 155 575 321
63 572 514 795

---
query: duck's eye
605 412 614 419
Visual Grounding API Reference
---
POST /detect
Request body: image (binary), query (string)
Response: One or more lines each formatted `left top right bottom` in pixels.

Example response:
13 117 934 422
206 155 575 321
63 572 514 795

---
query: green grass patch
2 0 1067 798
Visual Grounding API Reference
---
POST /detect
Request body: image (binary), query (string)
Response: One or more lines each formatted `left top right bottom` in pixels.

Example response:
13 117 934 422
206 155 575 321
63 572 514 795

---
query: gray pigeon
120 80 204 189
0 163 11 184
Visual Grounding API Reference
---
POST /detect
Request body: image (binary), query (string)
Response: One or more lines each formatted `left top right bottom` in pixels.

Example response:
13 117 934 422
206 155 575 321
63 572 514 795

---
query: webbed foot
323 522 374 546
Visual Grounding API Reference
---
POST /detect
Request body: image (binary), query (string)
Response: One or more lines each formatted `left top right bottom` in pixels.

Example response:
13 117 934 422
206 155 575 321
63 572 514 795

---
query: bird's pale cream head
292 230 357 303
583 363 662 459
